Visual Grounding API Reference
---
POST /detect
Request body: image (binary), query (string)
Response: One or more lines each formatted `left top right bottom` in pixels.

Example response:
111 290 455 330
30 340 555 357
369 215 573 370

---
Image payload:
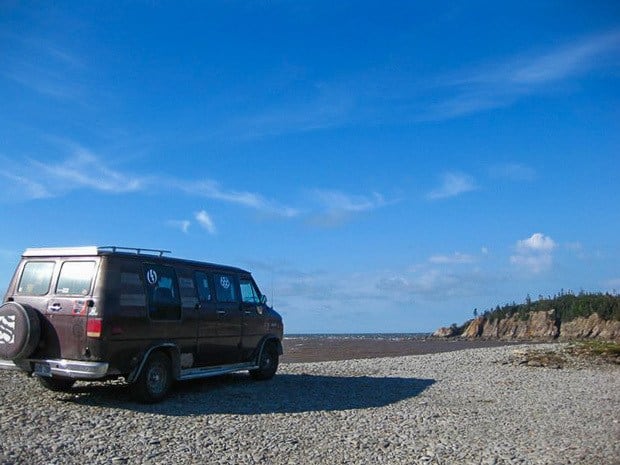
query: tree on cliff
483 292 619 323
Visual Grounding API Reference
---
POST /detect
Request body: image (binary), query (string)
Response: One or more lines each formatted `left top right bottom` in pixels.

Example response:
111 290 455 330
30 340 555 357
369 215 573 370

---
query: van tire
38 376 76 392
130 351 172 403
0 302 41 361
250 342 279 381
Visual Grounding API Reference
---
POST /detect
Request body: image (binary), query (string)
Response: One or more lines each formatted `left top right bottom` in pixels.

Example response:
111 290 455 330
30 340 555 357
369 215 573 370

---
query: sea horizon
284 332 431 340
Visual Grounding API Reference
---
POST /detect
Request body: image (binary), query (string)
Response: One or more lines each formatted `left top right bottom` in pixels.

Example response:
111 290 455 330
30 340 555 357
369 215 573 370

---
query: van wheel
38 376 76 392
0 302 41 361
250 343 279 381
130 352 172 403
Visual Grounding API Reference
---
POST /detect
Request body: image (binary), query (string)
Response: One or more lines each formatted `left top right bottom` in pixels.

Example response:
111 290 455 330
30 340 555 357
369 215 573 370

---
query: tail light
86 318 102 338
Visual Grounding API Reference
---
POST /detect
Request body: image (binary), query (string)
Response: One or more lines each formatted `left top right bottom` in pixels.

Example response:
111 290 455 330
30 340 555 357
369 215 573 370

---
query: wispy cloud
3 143 393 229
0 145 145 201
489 163 537 182
29 145 146 194
178 180 299 219
2 143 299 219
309 189 392 226
510 232 557 273
604 278 620 292
376 266 493 301
424 30 620 120
166 220 191 234
427 172 477 200
237 93 354 138
195 210 216 235
428 252 476 265
0 167 51 199
1 33 87 102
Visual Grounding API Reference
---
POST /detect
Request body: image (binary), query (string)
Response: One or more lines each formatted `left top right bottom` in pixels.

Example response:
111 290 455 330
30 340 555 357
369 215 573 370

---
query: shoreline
281 336 529 363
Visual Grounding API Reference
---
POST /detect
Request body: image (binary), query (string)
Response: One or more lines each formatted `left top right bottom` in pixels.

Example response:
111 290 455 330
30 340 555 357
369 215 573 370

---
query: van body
0 246 284 402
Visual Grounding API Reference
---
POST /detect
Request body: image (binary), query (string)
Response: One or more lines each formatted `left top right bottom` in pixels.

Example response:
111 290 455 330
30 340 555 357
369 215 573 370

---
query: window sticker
220 276 230 289
146 269 158 286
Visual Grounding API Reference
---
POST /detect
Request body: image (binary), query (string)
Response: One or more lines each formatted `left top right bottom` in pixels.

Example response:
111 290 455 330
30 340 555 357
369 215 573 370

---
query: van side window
214 273 237 303
240 278 260 304
17 261 55 295
194 271 212 302
120 269 146 308
143 264 182 320
56 261 96 296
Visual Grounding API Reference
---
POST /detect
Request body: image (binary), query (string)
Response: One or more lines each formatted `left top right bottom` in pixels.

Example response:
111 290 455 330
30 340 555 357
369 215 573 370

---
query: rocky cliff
434 310 620 341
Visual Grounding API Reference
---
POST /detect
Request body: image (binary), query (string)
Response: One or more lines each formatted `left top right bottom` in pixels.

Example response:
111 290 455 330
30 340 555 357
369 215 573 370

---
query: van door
239 276 266 361
45 259 99 360
199 271 242 365
141 263 195 355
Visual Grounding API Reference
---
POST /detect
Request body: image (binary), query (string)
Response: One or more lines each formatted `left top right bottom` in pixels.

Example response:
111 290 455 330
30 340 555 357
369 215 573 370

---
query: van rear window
56 261 96 296
18 261 55 295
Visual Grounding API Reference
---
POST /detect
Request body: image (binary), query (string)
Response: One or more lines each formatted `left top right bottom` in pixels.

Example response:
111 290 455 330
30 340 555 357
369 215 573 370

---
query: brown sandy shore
281 336 525 363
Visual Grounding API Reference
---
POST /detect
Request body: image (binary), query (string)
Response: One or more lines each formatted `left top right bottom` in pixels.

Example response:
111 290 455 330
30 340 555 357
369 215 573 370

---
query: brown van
0 246 284 403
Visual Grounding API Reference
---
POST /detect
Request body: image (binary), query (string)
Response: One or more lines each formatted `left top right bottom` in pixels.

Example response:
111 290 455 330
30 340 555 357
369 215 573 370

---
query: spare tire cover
0 302 41 360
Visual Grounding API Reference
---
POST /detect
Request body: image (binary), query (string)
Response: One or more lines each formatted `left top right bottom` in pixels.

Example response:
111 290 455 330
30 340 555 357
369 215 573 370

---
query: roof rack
98 246 172 257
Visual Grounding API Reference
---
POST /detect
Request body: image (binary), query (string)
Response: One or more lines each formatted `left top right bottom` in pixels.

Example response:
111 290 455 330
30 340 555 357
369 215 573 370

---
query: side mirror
260 294 267 305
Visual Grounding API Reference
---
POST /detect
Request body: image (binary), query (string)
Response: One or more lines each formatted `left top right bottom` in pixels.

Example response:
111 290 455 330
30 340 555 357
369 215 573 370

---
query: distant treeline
478 291 620 323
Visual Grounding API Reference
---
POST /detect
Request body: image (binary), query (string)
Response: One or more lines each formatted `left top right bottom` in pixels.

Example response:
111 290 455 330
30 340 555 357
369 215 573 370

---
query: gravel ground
0 344 618 465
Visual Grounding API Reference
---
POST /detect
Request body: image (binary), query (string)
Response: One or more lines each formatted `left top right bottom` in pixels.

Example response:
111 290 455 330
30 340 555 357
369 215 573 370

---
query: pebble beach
0 343 618 465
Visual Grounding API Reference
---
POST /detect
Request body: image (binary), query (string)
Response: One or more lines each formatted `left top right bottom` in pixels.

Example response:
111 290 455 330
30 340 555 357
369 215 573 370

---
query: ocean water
284 333 430 341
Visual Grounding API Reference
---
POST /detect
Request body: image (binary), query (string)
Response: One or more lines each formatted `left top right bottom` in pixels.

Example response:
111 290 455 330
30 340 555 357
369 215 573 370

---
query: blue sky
1 1 619 333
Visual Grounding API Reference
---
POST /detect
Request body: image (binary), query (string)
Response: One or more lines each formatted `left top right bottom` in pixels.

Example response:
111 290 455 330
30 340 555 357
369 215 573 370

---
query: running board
178 362 258 381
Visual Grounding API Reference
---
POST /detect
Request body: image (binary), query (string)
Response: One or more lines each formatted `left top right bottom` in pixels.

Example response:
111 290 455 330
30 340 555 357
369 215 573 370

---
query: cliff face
479 310 560 340
439 311 620 341
560 313 620 341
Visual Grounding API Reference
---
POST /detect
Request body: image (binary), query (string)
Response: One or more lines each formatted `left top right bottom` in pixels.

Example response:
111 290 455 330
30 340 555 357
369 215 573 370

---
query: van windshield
18 261 55 295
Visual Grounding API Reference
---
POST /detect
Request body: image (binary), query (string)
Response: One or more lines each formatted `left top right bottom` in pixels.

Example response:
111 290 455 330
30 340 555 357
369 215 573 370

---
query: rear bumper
0 358 109 380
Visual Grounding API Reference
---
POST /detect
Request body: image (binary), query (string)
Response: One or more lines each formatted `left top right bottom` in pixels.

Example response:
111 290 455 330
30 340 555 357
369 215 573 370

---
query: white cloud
510 233 557 273
516 233 557 252
428 252 475 264
195 210 216 235
427 172 477 200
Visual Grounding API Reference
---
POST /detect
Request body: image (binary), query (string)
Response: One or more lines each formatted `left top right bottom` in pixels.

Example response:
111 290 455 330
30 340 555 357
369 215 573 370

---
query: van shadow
59 374 435 416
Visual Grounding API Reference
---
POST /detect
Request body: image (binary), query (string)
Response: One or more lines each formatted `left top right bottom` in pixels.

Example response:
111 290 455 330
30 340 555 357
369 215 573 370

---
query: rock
462 316 485 338
432 327 456 337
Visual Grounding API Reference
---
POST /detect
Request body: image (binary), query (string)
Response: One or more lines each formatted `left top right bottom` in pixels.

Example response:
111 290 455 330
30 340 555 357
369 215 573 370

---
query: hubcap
148 364 166 394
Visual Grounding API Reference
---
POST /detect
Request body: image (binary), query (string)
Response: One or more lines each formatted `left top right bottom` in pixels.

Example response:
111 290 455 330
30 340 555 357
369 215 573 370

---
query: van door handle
217 310 227 315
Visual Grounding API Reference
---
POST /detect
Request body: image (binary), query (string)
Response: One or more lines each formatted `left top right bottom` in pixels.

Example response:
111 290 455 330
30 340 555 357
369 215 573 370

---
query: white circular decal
220 276 230 289
146 269 158 285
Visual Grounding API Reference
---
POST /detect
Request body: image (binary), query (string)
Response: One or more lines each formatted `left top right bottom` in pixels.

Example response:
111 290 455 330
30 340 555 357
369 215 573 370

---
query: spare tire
0 302 41 361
